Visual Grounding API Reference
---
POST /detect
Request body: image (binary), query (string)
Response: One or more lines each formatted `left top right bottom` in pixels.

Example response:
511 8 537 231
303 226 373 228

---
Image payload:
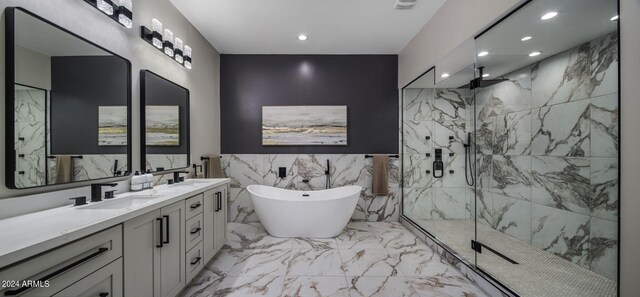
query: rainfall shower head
457 78 509 89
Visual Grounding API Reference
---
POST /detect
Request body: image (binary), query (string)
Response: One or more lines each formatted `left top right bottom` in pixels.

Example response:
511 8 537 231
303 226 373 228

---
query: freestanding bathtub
247 185 362 238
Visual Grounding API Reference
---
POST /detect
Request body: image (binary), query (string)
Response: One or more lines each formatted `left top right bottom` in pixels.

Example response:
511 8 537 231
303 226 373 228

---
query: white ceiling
169 0 447 54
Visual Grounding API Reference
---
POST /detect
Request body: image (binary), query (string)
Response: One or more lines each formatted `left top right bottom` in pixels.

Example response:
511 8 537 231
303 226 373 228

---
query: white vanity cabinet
0 225 123 297
203 185 228 264
51 258 123 297
123 200 186 297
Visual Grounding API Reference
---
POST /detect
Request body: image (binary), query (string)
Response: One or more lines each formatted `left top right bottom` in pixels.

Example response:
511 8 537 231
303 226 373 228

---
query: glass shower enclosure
401 0 619 296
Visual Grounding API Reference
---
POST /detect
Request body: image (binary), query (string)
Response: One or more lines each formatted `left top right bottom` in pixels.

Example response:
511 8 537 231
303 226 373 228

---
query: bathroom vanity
0 179 228 297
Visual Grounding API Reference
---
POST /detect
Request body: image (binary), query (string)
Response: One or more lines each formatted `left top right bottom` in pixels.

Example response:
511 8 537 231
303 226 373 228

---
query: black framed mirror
5 7 132 189
140 70 190 173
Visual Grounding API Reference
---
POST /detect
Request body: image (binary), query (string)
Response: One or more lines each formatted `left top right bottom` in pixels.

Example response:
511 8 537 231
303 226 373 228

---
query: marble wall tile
491 155 532 201
146 154 188 172
433 89 468 122
589 217 618 280
474 116 495 155
15 155 46 187
295 154 333 190
531 43 593 106
263 154 297 189
403 188 432 220
532 204 590 267
590 94 619 157
494 110 532 155
531 156 591 216
431 188 466 219
331 155 368 188
15 121 45 155
475 154 493 191
590 32 619 98
403 88 434 121
403 121 432 154
492 194 531 243
475 190 494 227
15 89 46 123
365 157 401 188
224 154 264 188
590 158 618 222
441 155 466 188
48 154 128 184
432 120 467 154
531 99 591 157
402 154 436 188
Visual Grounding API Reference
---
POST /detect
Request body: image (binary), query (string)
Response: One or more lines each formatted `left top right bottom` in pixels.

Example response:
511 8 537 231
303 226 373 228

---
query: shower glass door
402 65 477 265
472 0 619 296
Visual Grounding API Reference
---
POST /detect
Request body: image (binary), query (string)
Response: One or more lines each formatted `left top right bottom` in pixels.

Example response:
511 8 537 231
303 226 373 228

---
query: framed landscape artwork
262 105 347 146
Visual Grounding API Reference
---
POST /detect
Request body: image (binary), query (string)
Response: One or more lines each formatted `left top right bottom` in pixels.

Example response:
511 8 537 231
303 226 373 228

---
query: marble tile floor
416 219 616 297
180 221 488 297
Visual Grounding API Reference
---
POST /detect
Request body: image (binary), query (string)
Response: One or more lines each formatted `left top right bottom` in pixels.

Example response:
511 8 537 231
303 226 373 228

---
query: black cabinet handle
163 215 170 244
190 256 202 266
215 192 222 212
190 202 201 209
190 227 201 235
99 293 109 297
156 218 164 248
3 247 109 296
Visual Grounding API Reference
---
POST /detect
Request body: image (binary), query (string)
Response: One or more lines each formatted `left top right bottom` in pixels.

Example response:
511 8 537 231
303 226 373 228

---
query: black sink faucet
173 170 190 183
91 183 118 202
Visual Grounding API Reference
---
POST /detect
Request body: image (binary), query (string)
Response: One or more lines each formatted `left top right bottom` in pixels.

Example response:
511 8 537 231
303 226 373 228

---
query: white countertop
0 178 229 268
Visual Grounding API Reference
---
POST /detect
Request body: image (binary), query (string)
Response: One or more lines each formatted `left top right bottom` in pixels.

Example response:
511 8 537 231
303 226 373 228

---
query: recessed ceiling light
297 34 308 41
610 15 619 21
529 51 542 57
477 51 489 57
482 73 490 78
441 73 450 78
521 36 532 41
541 11 558 20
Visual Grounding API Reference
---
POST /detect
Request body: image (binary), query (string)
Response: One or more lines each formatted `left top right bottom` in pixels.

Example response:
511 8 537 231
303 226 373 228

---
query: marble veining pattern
180 222 487 297
222 154 400 223
402 32 618 280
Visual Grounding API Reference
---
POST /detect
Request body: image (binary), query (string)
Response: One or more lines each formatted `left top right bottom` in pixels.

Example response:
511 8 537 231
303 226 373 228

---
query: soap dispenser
131 171 143 191
145 170 154 189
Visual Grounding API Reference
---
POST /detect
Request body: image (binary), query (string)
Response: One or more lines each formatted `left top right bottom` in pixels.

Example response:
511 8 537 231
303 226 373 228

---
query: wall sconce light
174 38 184 64
83 0 132 28
151 19 163 49
140 19 192 69
117 0 133 28
184 46 192 69
163 29 174 57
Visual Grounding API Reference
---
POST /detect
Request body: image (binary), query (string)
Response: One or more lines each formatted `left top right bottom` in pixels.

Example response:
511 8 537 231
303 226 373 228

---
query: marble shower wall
402 87 474 222
47 154 128 184
14 89 47 187
221 154 401 223
474 32 619 280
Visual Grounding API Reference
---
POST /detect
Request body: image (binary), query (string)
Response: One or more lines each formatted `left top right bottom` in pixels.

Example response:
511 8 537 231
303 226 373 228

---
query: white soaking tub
246 185 362 238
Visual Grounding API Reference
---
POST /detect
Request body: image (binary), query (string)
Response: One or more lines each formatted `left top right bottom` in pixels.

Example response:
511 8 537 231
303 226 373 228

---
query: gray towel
372 155 389 196
204 155 225 178
54 155 73 184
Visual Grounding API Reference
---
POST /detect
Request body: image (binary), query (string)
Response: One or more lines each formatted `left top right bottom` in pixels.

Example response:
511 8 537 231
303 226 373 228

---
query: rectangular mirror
140 70 190 173
6 7 132 189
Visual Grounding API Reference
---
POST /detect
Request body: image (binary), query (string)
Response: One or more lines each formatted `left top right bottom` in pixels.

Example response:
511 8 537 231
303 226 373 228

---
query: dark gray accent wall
220 55 398 154
50 56 128 154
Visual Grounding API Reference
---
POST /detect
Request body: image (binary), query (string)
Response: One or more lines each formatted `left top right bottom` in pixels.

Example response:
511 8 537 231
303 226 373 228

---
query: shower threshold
414 219 616 297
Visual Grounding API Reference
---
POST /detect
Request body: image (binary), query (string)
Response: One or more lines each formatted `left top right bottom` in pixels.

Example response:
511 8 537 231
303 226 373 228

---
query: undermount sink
79 195 161 210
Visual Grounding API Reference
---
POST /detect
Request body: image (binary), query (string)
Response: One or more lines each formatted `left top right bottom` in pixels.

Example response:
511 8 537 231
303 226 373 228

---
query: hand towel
204 155 225 178
54 155 73 183
372 155 389 196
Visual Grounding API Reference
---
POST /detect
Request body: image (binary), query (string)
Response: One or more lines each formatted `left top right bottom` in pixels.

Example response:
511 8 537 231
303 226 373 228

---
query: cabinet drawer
0 225 122 296
185 193 204 219
185 214 203 251
185 242 203 283
52 258 123 297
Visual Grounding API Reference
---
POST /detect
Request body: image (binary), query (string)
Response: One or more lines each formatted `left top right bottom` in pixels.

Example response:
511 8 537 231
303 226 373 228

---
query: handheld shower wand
464 132 475 186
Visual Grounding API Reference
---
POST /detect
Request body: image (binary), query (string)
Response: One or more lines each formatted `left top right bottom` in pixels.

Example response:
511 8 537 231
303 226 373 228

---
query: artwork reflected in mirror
146 105 180 146
6 7 131 189
141 70 190 173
